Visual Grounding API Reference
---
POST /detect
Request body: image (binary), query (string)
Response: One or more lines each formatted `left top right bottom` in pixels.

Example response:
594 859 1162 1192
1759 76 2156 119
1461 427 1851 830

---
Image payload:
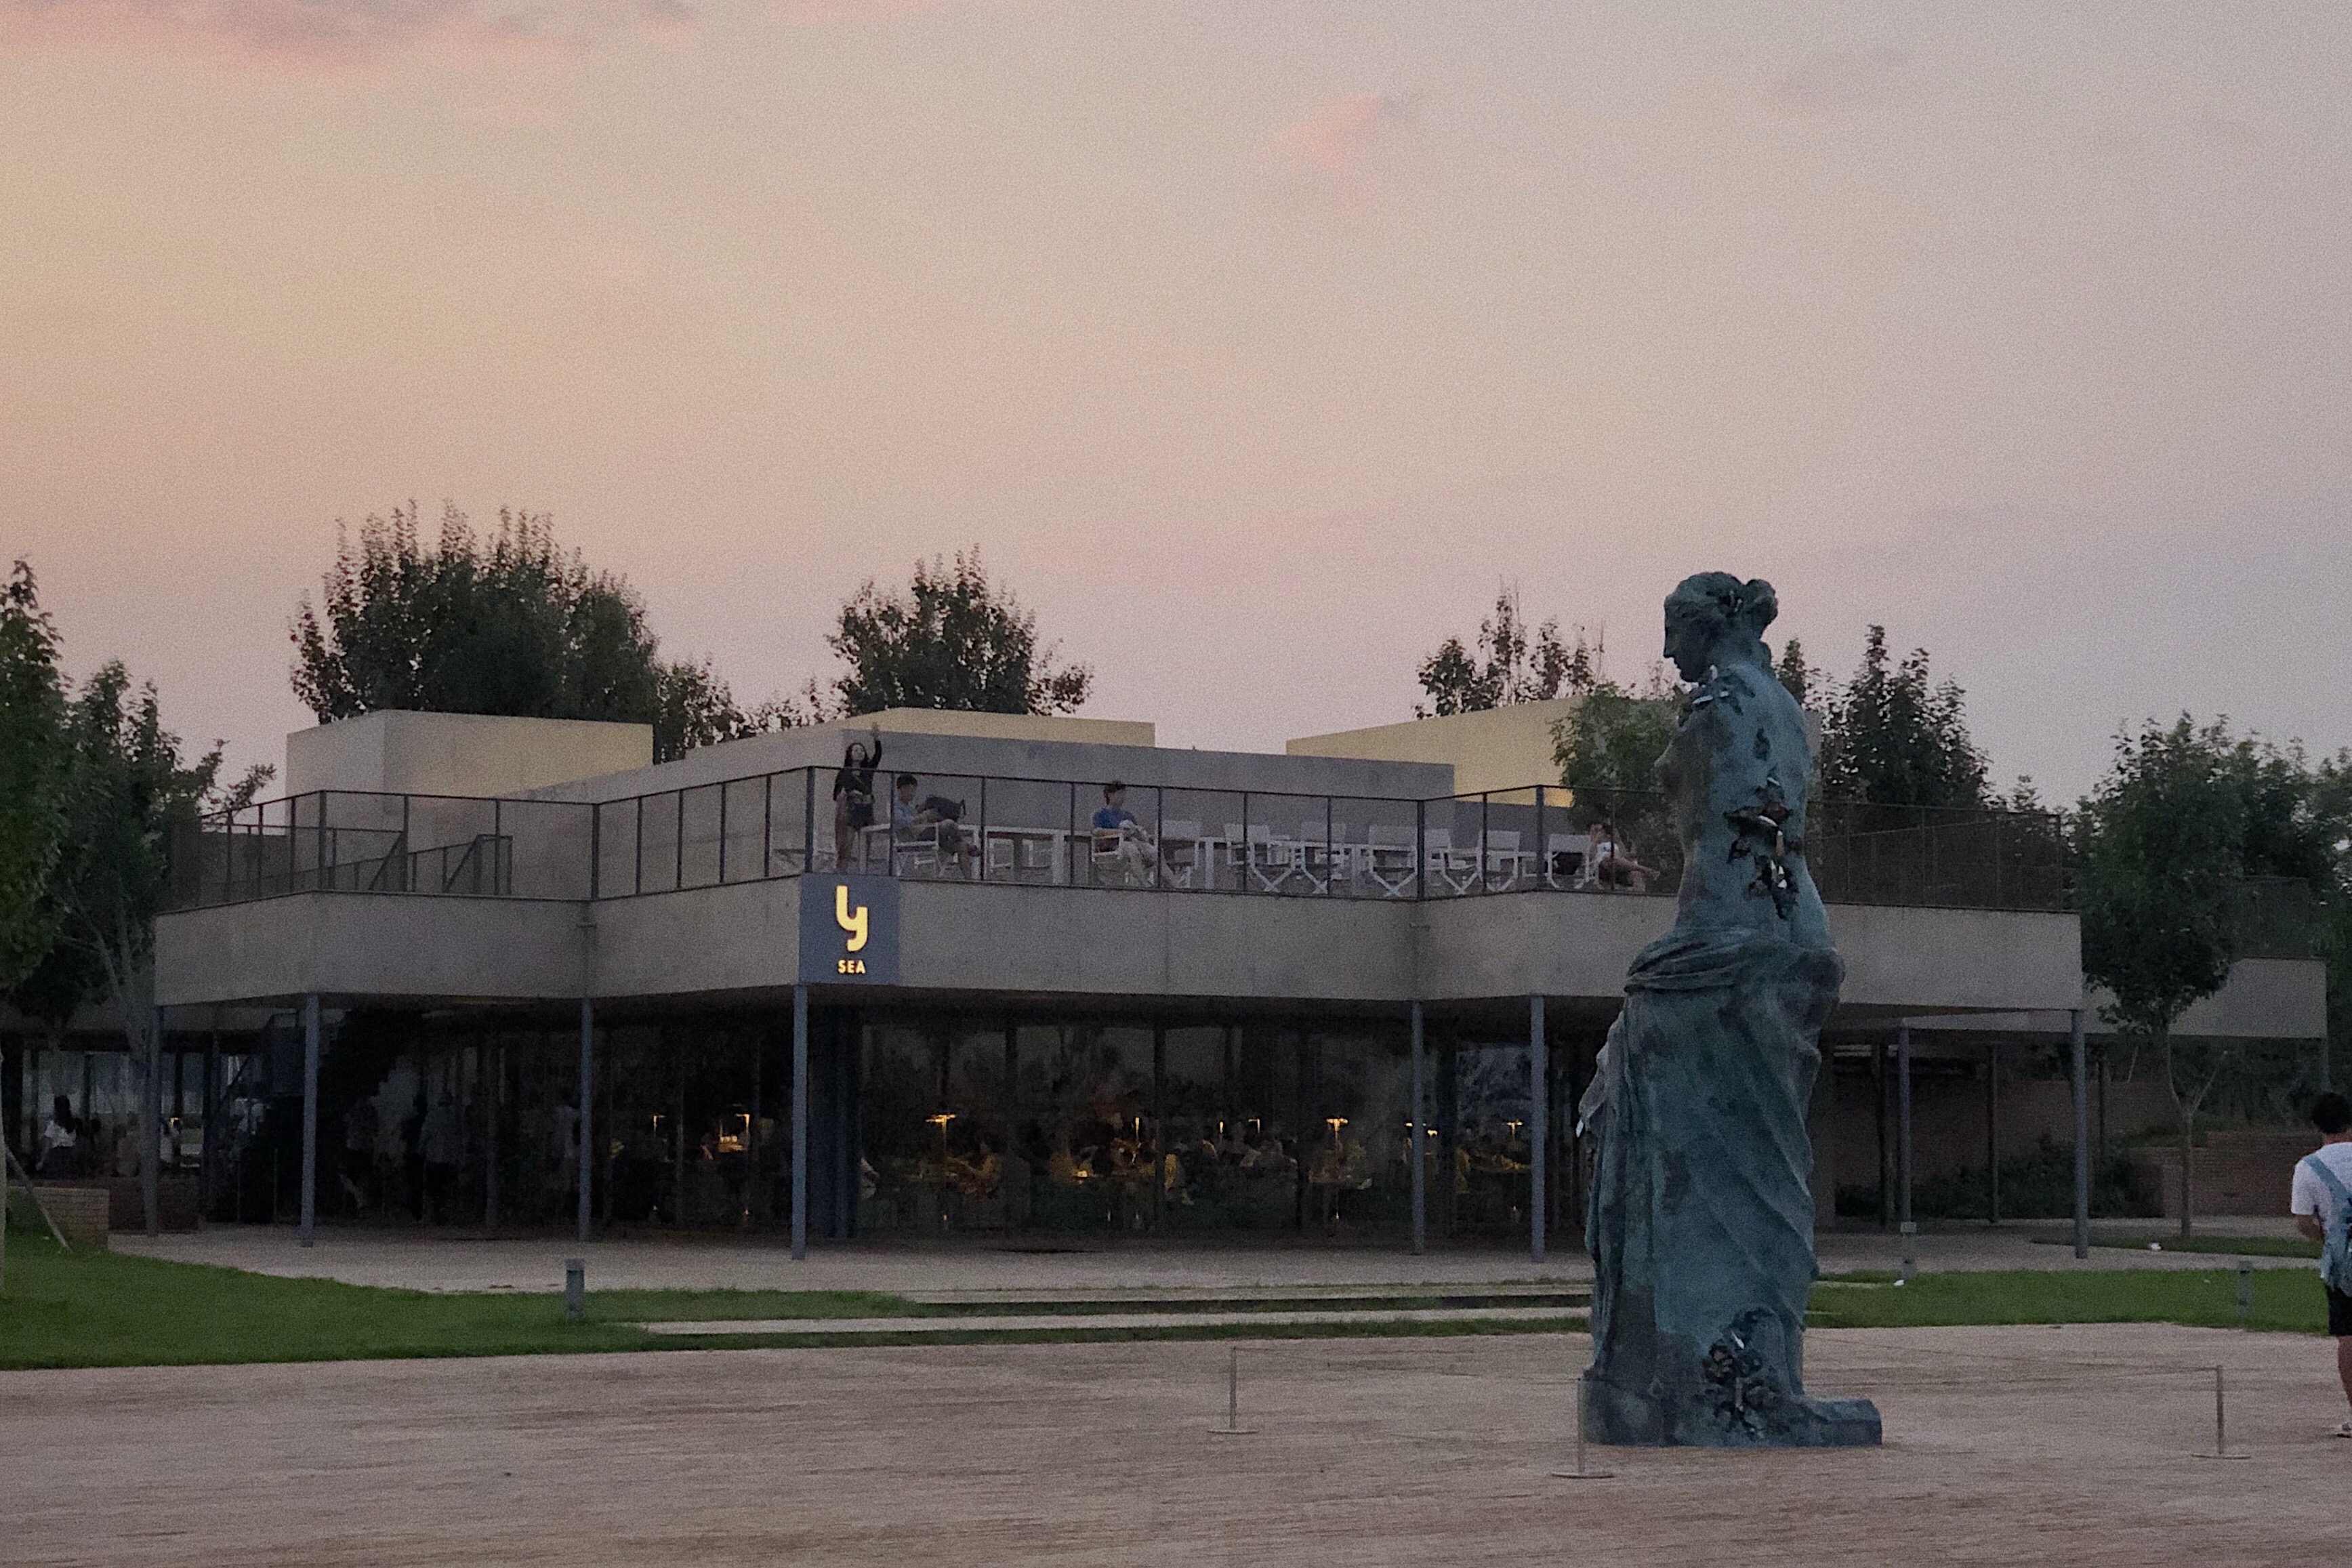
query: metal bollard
1208 1344 1258 1436
564 1257 585 1323
1551 1378 1615 1481
2236 1260 2253 1328
2201 1365 2250 1460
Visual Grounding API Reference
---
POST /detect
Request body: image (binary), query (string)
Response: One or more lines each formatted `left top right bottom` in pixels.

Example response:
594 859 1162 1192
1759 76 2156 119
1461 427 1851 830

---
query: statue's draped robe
1582 661 1880 1447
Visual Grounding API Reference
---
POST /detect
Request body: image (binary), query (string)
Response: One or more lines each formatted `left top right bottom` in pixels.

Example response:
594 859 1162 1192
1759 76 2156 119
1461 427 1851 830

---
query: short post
1209 1344 1258 1435
2201 1365 2250 1460
2236 1260 2253 1328
565 1257 585 1322
1550 1378 1614 1480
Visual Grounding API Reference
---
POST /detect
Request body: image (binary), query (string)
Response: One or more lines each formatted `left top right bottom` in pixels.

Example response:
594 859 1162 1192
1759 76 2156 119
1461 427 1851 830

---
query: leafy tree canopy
291 503 766 762
0 560 65 992
1817 626 1990 808
2074 716 2347 1233
821 550 1092 717
1415 587 1597 718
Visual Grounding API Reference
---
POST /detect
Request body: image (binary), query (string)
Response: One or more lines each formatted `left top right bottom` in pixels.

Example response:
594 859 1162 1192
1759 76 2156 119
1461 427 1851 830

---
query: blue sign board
799 874 900 985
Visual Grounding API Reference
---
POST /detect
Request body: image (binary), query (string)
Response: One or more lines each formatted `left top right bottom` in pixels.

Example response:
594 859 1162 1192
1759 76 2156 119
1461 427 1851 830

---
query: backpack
2299 1153 2352 1295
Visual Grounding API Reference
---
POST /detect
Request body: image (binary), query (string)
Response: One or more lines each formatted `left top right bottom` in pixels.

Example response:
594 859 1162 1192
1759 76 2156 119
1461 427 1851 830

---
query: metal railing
167 770 2078 914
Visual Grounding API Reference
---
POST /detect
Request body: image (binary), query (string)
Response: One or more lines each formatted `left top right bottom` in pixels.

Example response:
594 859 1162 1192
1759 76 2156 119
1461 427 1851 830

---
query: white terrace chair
1546 833 1596 890
1294 820 1348 893
1479 829 1525 890
1159 820 1203 888
1423 827 1478 895
1367 823 1418 896
1246 824 1294 892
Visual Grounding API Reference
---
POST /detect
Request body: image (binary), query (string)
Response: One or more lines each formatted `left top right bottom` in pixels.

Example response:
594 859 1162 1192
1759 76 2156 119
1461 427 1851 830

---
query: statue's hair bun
1733 578 1778 635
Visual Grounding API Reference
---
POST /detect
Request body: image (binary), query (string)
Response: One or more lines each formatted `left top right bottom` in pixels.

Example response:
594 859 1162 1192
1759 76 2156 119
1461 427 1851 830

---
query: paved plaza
7 1323 2349 1567
109 1216 2318 1297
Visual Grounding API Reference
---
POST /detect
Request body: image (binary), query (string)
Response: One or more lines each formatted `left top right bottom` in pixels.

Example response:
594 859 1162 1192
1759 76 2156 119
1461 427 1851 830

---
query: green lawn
1 1229 2338 1370
0 1232 920 1369
1809 1266 2332 1336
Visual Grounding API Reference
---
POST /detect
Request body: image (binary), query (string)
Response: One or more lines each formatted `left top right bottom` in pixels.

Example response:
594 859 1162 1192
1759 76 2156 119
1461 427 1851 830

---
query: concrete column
1896 1024 1914 1247
2069 1008 2089 1260
791 983 809 1261
576 997 594 1245
298 994 320 1247
142 1006 163 1238
1529 995 1547 1265
1409 1002 1426 1257
1985 1041 2001 1226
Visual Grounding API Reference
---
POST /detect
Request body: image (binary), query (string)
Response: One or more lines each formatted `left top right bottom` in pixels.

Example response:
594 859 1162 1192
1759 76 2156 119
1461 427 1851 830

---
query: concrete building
9 706 2323 1251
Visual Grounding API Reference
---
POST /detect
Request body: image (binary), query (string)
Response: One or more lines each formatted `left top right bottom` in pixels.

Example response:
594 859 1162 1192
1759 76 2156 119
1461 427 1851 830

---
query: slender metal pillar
298 994 321 1247
2069 1008 2090 1260
484 1041 501 1233
1409 1002 1426 1256
1529 995 1548 1264
576 998 594 1245
1896 1024 1914 1246
143 1006 163 1238
1985 1041 2000 1226
791 983 810 1260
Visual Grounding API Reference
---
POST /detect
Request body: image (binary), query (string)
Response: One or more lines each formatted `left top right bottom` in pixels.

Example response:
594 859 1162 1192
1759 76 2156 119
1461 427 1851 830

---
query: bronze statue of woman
1580 573 1881 1447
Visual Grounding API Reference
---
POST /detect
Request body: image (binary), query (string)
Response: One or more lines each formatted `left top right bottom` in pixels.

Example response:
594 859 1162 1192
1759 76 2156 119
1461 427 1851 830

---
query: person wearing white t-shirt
2288 1090 2352 1437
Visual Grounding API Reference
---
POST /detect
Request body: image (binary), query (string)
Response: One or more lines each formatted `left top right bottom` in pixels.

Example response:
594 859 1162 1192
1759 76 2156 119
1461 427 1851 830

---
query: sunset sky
4 1 2347 799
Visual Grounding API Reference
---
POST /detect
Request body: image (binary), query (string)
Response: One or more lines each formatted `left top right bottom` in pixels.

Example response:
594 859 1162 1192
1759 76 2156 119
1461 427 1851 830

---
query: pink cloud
1279 91 1414 176
0 1 690 73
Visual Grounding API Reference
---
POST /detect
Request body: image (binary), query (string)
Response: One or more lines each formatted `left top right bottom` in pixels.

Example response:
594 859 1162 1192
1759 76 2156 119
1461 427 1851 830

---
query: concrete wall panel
157 895 588 1007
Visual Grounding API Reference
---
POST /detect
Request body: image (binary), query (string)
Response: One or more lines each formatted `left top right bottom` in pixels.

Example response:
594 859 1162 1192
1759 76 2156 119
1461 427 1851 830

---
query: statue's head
1662 573 1777 683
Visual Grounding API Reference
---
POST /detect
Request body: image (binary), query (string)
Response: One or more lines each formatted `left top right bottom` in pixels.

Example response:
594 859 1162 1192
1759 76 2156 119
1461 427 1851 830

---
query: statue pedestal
1584 1369 1881 1449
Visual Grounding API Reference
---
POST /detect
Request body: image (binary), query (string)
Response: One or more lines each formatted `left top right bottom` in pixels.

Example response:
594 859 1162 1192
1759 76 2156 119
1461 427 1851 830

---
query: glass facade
9 1006 1586 1247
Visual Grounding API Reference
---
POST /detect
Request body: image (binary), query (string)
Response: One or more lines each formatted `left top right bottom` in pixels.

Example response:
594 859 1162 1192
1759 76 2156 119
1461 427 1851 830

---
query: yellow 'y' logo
835 884 869 953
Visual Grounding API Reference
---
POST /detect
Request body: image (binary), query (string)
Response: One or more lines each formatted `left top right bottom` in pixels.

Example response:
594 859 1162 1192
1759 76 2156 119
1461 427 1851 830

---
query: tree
291 503 766 762
0 561 64 994
823 550 1092 716
1817 627 1989 808
1414 587 1594 718
2077 718 2340 1238
1773 638 1819 707
1550 671 1683 882
42 663 270 1233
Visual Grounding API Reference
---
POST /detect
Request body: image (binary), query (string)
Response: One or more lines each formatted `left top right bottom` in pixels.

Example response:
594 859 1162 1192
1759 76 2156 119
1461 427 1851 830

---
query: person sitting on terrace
1090 781 1157 880
831 722 884 870
890 775 978 873
1590 819 1653 892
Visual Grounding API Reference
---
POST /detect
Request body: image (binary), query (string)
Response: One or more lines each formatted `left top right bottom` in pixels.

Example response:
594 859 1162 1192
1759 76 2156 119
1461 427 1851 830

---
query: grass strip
1807 1266 2332 1335
4 1231 2338 1370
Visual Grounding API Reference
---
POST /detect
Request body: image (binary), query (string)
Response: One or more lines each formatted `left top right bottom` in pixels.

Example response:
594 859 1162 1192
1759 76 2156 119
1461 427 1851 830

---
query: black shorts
2328 1282 2352 1338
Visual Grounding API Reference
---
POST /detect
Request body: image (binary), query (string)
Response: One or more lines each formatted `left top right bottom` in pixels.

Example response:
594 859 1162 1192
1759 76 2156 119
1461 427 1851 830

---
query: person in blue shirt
1091 781 1155 880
